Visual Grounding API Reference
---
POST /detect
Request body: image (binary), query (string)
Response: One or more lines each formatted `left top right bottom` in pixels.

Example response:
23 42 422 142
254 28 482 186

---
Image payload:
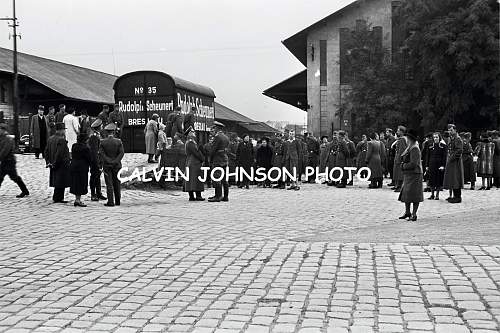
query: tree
343 0 499 137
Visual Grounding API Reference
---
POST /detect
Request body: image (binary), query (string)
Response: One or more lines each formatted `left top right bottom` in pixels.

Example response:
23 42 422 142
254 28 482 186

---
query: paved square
0 154 499 332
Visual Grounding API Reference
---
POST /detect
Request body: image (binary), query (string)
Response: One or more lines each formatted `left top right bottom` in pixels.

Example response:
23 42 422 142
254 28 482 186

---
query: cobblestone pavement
0 154 499 332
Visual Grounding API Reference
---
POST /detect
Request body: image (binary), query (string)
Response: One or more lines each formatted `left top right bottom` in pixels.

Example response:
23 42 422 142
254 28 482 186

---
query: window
320 40 327 86
0 83 6 103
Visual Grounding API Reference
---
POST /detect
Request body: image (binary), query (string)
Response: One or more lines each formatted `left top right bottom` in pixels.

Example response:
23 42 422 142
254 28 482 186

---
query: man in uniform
108 103 124 138
208 122 230 202
392 125 407 192
282 130 303 190
88 118 107 202
30 105 50 159
304 132 320 183
0 123 30 198
272 134 285 189
54 104 67 124
345 131 356 185
335 131 350 188
100 123 124 207
183 106 196 137
385 128 396 184
443 124 464 203
47 106 56 136
97 105 110 133
45 122 71 203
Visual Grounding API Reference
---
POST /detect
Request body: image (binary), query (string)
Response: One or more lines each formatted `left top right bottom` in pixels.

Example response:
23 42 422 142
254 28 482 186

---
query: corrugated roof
0 47 116 103
239 122 279 133
214 102 255 123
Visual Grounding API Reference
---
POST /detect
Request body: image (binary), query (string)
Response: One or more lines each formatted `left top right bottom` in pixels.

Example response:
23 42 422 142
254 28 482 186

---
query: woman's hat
405 129 418 141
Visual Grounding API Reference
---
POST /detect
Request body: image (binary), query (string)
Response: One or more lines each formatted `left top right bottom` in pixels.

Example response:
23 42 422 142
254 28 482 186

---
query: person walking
398 129 423 222
30 105 50 159
475 132 495 190
256 137 273 187
45 123 71 203
236 134 254 189
443 124 464 203
100 124 124 207
208 122 230 202
70 133 92 207
88 119 106 202
63 107 80 153
366 132 385 188
183 128 205 201
0 123 30 198
144 114 159 163
425 132 447 200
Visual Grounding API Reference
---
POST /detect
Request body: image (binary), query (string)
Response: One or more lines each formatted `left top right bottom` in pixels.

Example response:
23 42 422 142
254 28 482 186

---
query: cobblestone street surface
0 154 499 333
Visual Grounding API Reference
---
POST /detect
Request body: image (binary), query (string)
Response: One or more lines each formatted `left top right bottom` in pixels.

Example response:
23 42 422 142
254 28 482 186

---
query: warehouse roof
0 47 116 104
214 102 255 123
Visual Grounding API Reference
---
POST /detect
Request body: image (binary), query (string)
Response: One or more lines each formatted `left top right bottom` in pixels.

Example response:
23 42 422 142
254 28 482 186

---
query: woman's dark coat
70 142 92 195
236 141 254 171
183 140 205 192
256 145 273 169
425 142 447 188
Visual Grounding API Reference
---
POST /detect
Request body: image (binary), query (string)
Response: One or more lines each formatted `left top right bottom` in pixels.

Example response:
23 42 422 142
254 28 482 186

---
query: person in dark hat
398 129 423 221
88 118 107 201
30 105 50 159
208 122 229 202
0 123 30 198
183 126 205 201
45 122 71 203
70 133 92 207
443 124 464 203
54 104 67 124
100 123 124 207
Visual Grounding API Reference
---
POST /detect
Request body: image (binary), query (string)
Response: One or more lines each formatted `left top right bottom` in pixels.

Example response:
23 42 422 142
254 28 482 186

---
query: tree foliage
343 0 499 136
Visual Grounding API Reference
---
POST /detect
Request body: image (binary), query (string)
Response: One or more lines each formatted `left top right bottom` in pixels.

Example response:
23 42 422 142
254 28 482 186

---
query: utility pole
1 0 20 149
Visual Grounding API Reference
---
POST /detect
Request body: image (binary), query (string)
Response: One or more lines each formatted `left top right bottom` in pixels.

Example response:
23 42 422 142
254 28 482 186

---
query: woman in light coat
144 114 159 163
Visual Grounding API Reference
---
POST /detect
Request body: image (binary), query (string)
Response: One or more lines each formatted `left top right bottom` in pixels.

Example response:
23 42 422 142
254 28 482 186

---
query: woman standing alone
398 129 424 221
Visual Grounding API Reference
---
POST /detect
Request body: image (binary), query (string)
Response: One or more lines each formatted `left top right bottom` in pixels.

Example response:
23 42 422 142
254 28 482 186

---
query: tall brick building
264 0 402 137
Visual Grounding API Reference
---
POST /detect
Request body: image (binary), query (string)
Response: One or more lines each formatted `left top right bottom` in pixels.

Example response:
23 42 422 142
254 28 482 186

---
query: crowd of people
1 102 500 218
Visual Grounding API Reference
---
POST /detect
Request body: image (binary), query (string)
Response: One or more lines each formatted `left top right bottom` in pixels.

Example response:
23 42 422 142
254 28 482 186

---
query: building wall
0 74 13 119
306 0 393 137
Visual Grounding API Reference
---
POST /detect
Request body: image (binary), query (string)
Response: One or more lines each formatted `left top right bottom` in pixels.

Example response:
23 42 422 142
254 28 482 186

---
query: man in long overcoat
443 124 464 203
88 119 106 202
335 131 350 188
282 130 303 190
208 123 230 202
304 132 319 183
392 125 407 192
272 135 285 189
45 123 71 203
30 105 50 159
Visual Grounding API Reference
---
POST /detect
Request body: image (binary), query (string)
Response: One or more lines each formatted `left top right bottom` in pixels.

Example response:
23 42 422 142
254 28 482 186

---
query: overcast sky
0 0 353 123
